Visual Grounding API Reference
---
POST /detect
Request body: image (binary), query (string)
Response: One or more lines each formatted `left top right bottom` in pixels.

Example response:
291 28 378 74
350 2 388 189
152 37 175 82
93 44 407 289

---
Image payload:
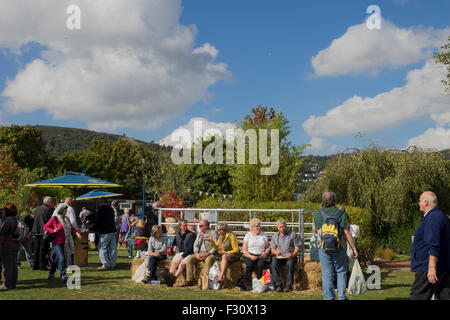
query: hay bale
131 257 146 277
131 254 323 291
301 254 322 290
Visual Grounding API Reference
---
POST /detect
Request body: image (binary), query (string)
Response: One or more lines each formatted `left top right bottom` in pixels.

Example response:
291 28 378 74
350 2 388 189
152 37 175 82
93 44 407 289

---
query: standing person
111 200 121 247
95 198 117 270
170 220 195 279
79 206 91 230
182 219 217 287
270 219 302 292
205 222 241 289
44 203 82 282
119 208 130 244
144 201 165 237
0 204 21 290
32 196 56 271
143 225 167 283
314 191 358 300
64 197 78 230
17 208 36 269
242 218 270 279
410 191 450 300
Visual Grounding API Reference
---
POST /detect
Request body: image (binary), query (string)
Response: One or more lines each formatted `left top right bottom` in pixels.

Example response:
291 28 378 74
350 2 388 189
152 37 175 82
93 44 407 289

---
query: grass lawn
1 246 414 300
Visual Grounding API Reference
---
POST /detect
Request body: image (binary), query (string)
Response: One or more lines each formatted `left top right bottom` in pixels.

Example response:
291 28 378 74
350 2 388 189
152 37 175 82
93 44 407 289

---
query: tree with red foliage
0 149 19 203
160 191 184 219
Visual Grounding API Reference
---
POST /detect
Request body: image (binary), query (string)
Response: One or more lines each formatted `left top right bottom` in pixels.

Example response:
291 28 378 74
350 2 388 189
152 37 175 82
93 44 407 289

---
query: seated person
143 225 167 284
182 219 217 287
205 222 241 289
242 218 270 279
270 219 301 292
169 220 195 278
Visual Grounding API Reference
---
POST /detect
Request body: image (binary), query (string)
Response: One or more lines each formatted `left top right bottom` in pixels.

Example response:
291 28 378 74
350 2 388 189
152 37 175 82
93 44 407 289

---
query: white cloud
408 127 450 151
0 0 231 131
305 137 337 155
311 21 449 77
159 117 236 147
303 60 449 138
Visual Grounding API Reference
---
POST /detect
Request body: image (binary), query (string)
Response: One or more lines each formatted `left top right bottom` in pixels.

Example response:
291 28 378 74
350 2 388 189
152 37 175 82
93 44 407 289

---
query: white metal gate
157 207 315 265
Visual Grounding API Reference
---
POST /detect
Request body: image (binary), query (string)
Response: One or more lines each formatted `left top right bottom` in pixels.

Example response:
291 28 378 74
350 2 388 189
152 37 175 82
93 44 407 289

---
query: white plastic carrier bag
347 259 367 295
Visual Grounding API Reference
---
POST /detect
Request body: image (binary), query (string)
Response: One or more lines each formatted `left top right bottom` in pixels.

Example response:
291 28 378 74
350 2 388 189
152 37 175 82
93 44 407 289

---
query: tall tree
229 106 306 202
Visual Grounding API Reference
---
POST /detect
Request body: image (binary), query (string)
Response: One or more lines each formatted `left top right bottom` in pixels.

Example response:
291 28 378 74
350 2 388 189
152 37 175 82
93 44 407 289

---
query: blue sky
0 0 449 154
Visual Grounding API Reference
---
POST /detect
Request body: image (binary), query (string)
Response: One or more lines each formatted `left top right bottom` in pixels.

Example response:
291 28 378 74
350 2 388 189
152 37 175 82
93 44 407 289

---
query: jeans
98 232 117 268
17 239 34 268
271 256 296 287
49 244 67 278
244 255 266 279
147 255 166 280
319 247 348 300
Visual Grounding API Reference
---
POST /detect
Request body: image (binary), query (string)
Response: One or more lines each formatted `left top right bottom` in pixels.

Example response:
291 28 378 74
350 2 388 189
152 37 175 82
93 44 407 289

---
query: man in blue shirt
410 191 450 300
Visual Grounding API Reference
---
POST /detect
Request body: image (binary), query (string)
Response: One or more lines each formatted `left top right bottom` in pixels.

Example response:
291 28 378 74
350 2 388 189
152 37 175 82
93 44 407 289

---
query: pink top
43 216 77 245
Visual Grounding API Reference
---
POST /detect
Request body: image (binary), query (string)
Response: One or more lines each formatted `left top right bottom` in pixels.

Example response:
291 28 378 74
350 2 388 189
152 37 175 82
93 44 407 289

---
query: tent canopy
24 171 122 196
75 189 123 200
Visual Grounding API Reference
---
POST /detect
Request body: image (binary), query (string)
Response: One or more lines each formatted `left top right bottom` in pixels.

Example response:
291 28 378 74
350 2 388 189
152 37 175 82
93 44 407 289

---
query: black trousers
33 236 50 270
2 244 19 289
410 271 450 300
243 255 266 279
271 256 296 287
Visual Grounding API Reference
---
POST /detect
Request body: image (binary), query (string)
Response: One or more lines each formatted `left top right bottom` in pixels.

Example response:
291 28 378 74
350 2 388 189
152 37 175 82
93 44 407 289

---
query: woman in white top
242 218 271 278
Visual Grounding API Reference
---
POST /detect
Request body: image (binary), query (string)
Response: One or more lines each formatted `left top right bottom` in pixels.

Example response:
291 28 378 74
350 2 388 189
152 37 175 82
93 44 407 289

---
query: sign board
120 203 132 210
199 211 218 223
184 211 196 221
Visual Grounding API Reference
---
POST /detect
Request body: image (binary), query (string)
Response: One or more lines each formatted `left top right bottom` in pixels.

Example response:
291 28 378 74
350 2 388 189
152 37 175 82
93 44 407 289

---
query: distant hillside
34 125 170 158
442 149 450 160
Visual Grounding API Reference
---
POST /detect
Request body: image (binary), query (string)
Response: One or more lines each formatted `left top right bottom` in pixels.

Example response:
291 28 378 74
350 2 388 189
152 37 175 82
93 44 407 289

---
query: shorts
173 252 191 264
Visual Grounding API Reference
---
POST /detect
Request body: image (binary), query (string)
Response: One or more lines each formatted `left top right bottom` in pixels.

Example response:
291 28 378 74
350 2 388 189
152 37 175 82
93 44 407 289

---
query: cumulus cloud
408 127 450 151
303 60 449 138
159 117 236 147
311 21 449 77
0 0 231 131
305 137 337 155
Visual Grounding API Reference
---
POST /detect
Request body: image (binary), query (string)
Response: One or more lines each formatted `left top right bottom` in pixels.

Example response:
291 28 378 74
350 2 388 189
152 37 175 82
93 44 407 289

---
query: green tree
304 147 450 250
0 125 56 170
434 36 450 92
230 106 307 202
60 139 160 198
0 149 19 205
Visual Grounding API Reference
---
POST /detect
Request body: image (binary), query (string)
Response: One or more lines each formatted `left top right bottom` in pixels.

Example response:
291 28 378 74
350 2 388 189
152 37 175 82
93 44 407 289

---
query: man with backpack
32 196 56 270
314 191 358 300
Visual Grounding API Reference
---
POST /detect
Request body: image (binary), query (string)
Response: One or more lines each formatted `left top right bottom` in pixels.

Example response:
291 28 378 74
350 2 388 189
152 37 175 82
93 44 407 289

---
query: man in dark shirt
169 220 195 278
32 197 56 270
95 198 117 270
410 191 450 300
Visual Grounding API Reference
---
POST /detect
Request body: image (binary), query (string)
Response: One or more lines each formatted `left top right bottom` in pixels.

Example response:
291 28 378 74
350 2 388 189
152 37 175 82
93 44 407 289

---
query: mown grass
1 246 414 300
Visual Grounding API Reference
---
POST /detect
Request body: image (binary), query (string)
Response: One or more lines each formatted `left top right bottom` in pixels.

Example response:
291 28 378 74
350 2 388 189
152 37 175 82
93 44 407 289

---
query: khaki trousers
185 254 215 281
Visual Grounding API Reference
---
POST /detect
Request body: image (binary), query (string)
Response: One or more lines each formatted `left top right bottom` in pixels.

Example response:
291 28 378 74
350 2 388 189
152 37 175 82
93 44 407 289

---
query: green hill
34 125 170 158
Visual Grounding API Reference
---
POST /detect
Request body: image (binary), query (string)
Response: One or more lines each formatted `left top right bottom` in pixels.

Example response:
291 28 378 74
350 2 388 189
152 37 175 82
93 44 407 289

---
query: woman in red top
44 203 82 282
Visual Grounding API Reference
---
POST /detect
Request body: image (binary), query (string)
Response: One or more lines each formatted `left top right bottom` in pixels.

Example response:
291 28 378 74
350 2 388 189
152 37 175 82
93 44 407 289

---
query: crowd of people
0 190 448 300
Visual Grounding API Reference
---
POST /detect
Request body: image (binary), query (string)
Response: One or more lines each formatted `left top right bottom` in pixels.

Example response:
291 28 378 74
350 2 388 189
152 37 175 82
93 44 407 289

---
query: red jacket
43 216 77 245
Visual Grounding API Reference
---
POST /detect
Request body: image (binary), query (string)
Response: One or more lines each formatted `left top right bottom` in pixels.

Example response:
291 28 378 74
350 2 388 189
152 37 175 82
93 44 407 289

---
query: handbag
43 217 59 241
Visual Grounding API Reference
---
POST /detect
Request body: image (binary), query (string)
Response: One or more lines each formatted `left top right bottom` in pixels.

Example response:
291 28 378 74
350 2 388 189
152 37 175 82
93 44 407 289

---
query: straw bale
131 254 323 290
131 257 146 277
